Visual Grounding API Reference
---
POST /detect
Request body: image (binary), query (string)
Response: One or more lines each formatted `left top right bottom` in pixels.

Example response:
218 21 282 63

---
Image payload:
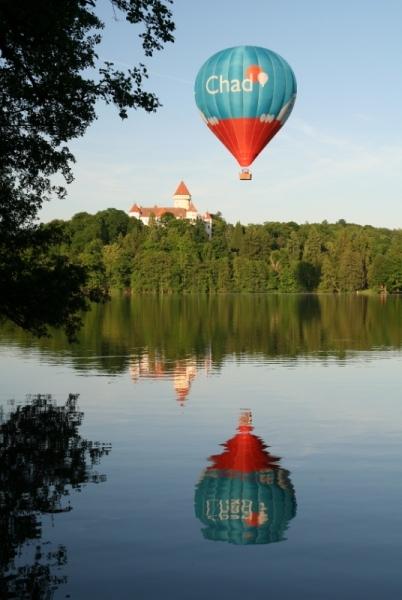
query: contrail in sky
100 57 191 84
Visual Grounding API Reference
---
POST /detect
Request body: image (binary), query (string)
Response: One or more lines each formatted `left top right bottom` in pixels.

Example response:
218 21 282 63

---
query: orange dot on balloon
246 65 262 82
244 512 260 527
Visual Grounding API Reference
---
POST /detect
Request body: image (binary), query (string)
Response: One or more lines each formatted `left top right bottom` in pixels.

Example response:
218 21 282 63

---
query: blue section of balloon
194 45 297 121
195 470 297 545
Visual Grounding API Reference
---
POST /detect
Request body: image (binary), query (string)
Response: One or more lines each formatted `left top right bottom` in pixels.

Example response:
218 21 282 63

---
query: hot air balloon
194 411 296 545
194 46 297 180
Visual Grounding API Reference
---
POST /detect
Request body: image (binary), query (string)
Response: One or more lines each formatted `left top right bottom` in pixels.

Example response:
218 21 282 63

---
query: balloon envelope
195 468 296 545
194 413 296 545
194 46 297 167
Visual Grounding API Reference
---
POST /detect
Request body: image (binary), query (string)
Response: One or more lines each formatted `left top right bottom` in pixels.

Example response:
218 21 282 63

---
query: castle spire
174 181 191 197
173 181 191 209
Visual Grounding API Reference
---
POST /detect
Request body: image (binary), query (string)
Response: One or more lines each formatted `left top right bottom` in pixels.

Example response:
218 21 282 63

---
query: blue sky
40 0 402 228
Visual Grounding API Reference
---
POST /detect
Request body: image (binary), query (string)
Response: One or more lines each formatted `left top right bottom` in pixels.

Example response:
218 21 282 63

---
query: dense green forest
46 210 402 294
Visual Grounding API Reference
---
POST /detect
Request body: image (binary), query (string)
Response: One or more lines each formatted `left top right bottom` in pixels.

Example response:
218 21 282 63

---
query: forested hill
46 209 402 294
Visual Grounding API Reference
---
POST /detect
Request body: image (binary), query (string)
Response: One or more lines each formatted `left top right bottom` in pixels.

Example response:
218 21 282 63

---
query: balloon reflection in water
195 411 296 545
0 394 111 598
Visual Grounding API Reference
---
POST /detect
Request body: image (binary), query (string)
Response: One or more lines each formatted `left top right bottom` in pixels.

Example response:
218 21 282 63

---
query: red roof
175 385 190 402
137 206 187 219
174 181 190 196
129 202 213 223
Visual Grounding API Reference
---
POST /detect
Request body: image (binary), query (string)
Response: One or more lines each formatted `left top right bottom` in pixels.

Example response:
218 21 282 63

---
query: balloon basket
239 170 252 181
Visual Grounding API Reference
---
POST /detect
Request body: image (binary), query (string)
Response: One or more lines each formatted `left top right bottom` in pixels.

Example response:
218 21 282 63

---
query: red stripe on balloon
207 117 282 167
207 430 280 474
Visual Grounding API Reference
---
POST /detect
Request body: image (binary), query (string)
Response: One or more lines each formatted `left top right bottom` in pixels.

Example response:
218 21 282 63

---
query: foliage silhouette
0 393 111 598
0 0 175 335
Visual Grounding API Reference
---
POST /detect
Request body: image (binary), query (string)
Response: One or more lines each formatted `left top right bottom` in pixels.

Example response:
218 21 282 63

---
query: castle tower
173 181 191 209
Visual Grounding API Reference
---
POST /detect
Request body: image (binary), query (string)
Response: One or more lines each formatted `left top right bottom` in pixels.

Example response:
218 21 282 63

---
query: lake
1 294 402 599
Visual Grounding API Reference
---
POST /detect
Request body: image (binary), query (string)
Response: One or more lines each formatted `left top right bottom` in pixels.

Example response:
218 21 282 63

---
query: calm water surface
1 295 402 599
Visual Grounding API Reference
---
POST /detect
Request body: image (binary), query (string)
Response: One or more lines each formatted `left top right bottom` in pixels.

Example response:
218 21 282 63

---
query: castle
128 181 212 236
129 353 212 406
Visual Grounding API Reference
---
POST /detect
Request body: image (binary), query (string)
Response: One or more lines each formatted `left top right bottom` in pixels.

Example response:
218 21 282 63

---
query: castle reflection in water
129 353 212 405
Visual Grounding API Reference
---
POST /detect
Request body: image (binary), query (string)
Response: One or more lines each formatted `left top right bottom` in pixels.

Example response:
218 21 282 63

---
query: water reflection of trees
0 294 401 374
0 394 111 599
195 412 296 545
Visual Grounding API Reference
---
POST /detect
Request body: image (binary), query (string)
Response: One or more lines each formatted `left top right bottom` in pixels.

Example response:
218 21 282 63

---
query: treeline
46 209 402 294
